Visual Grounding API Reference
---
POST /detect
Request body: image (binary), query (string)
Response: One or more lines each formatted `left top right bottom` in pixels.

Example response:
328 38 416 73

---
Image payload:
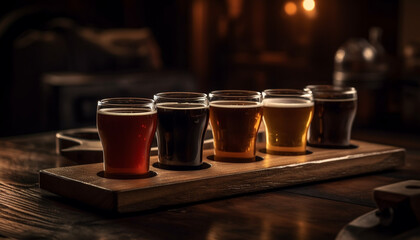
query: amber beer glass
97 98 157 177
306 85 357 147
262 89 314 154
154 92 209 167
209 90 263 162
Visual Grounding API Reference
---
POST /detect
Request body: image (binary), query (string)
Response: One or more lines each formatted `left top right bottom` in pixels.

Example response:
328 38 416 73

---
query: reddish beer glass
97 98 157 177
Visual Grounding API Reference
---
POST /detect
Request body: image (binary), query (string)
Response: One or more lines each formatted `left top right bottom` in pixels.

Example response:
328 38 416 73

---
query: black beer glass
306 85 357 147
154 92 209 167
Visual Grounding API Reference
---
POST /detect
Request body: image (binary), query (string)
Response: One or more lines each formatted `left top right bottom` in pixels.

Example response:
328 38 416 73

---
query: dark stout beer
306 85 357 147
308 98 357 146
263 98 314 154
97 108 157 175
156 103 209 166
209 100 263 161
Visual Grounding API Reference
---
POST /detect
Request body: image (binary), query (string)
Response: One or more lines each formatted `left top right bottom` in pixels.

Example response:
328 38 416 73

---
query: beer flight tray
39 128 405 213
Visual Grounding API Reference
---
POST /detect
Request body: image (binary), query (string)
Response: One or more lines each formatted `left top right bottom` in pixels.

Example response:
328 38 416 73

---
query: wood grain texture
0 184 374 239
1 130 419 239
39 140 405 213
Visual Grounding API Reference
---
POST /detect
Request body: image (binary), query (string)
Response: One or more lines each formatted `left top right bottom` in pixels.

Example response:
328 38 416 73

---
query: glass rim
262 89 313 98
305 85 356 94
98 97 154 107
154 92 207 101
263 88 310 93
209 90 261 98
305 85 357 99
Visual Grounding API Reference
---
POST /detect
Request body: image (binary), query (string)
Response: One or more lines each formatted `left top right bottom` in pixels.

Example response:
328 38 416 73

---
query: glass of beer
306 85 357 147
262 89 314 154
97 98 157 177
154 92 209 167
209 90 263 162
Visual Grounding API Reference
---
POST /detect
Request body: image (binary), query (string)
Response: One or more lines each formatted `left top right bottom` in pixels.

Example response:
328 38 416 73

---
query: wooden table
0 129 419 239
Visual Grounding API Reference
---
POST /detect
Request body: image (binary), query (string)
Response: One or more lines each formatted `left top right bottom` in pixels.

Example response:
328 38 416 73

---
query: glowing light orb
284 2 297 16
302 0 315 11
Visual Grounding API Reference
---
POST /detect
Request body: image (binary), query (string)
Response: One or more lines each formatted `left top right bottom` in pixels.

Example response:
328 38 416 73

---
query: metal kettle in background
333 27 390 127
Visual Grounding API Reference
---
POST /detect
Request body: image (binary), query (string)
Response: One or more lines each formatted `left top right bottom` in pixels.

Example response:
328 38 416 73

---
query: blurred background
1 0 420 137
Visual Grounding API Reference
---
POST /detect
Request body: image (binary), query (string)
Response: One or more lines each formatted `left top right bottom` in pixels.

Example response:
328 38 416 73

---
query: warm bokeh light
284 2 297 16
363 48 374 61
335 49 345 63
302 0 315 11
227 0 243 19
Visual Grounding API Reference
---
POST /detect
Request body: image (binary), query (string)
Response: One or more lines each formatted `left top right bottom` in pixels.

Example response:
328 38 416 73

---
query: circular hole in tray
59 130 100 141
307 143 358 149
152 162 211 171
206 155 264 163
259 149 313 156
97 171 157 179
68 132 99 141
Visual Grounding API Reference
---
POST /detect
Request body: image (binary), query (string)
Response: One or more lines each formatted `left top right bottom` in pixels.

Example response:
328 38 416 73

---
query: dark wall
1 0 415 136
0 0 191 136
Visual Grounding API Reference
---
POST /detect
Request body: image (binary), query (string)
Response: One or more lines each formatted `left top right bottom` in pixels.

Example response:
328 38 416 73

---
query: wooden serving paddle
56 128 214 164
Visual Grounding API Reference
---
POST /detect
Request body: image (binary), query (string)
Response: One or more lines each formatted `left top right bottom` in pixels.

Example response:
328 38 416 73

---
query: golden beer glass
262 89 314 154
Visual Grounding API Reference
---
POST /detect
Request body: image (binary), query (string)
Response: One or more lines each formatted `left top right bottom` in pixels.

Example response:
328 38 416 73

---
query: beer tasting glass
262 89 314 154
306 85 357 147
209 90 263 162
154 92 209 167
97 98 157 177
